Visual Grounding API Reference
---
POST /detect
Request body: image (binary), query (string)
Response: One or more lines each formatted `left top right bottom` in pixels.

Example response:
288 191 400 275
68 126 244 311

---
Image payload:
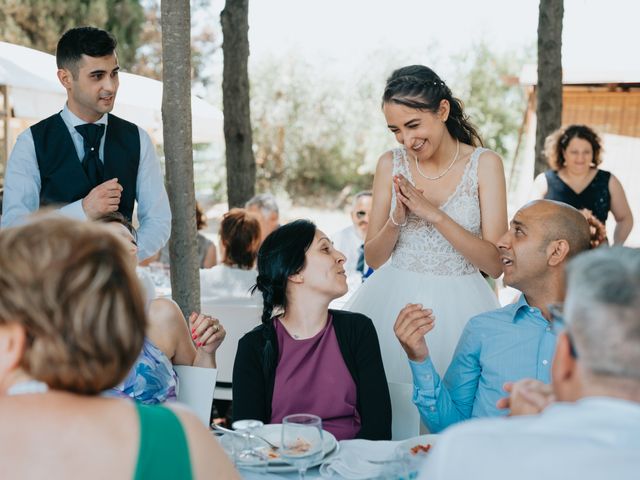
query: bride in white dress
346 65 507 394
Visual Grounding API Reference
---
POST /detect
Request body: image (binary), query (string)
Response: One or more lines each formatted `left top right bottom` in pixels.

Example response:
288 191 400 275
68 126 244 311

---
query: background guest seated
200 208 262 305
98 213 226 404
395 200 590 432
420 246 640 480
331 191 373 307
245 193 280 243
0 216 238 479
232 220 392 440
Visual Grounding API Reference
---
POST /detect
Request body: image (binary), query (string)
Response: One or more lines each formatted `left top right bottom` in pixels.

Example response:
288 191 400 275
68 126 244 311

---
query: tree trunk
534 0 564 177
161 0 200 318
221 0 255 208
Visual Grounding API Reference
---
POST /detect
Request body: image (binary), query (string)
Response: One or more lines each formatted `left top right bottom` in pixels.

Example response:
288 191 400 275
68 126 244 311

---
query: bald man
394 200 591 432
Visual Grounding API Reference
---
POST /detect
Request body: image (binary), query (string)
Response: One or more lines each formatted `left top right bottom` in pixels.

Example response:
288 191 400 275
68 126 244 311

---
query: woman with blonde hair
0 217 238 479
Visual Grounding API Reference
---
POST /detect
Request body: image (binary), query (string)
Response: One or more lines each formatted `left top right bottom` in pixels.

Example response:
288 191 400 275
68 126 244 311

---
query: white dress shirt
200 264 261 305
332 224 365 278
1 104 171 260
331 224 366 308
420 397 640 480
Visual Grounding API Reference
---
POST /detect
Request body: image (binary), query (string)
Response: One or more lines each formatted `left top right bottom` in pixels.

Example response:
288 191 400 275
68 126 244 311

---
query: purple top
271 315 361 440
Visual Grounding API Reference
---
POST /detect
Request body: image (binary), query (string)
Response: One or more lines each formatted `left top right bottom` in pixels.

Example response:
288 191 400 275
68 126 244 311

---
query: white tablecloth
239 437 430 479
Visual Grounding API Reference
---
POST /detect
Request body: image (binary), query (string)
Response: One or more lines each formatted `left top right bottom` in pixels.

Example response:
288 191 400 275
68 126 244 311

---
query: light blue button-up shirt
409 294 558 433
1 104 171 260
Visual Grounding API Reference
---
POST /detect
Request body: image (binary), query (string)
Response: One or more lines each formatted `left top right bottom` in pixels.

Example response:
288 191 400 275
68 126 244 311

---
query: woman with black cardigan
232 220 391 440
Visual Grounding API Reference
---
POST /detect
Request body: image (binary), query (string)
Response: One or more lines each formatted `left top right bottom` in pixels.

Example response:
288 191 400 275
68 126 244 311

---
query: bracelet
389 211 407 227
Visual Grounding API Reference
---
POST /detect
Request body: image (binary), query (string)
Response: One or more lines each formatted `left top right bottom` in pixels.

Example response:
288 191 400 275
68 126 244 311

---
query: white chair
200 302 262 401
388 381 421 440
174 365 218 426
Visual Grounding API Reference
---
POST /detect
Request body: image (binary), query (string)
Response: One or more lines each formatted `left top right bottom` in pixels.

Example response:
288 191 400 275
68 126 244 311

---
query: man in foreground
419 246 640 479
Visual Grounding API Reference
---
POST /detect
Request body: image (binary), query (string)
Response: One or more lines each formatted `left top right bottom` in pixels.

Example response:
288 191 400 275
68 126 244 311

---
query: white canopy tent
0 41 223 147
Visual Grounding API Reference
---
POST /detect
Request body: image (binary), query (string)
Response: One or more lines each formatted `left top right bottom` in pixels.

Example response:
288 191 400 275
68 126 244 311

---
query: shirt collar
507 293 541 323
61 103 109 127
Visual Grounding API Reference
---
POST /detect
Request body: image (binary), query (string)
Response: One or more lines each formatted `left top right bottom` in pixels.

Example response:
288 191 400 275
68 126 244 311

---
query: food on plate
410 443 432 455
283 438 312 455
266 448 280 459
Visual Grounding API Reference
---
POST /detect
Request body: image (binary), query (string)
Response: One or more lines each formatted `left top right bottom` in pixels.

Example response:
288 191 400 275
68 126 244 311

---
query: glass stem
298 467 306 480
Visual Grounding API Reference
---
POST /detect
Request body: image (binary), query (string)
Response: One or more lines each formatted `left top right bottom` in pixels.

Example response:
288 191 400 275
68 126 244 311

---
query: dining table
223 435 435 480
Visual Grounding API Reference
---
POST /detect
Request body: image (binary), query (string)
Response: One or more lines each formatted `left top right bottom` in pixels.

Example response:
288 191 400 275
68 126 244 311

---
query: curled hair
382 65 484 147
251 220 316 324
0 217 146 394
56 26 117 77
544 124 603 171
220 208 261 269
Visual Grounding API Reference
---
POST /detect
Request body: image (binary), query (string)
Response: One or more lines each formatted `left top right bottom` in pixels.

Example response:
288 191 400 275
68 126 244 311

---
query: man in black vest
1 26 171 261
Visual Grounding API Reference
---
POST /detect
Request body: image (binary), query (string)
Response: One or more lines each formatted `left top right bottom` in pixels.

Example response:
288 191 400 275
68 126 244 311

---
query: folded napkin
319 440 399 479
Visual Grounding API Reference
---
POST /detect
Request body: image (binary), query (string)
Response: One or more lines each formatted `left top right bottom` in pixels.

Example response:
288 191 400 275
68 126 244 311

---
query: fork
211 423 280 450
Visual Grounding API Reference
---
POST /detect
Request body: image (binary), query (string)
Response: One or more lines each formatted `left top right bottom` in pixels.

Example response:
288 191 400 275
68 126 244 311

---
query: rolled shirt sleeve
409 322 482 433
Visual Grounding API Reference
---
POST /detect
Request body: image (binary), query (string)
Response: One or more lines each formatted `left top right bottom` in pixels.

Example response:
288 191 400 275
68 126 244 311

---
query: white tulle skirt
345 263 499 384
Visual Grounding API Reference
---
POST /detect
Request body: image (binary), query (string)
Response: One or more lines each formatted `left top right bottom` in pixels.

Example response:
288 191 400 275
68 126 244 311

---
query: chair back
388 381 421 440
200 302 262 400
174 365 218 425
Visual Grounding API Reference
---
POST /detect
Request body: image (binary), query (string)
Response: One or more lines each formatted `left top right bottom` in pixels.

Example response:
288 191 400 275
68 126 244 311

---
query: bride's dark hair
382 65 483 147
251 220 316 324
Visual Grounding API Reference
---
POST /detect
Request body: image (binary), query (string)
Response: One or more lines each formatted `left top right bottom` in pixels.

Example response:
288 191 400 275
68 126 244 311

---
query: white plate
220 423 339 473
396 434 438 457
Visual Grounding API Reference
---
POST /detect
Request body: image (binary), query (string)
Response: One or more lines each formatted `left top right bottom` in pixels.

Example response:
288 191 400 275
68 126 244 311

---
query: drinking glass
230 419 268 473
280 414 324 479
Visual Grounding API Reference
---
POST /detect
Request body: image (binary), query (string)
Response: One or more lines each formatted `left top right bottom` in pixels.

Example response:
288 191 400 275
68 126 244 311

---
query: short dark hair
56 26 117 77
95 211 138 244
252 220 316 324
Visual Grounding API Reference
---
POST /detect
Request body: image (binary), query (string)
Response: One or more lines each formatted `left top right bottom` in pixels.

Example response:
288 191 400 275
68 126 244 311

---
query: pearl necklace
414 139 459 181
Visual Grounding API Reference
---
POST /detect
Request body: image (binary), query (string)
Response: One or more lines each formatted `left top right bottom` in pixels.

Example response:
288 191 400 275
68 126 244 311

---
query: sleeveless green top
134 403 192 479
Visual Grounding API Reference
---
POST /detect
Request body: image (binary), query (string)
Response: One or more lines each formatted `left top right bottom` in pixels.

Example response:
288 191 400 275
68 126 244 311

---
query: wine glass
280 414 324 479
230 419 268 472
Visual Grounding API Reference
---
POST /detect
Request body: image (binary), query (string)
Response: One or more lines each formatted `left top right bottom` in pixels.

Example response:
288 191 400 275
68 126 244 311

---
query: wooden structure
511 65 640 246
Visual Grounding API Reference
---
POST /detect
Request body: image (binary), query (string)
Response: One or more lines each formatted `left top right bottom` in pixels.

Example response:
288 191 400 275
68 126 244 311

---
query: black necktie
356 244 365 280
75 123 105 187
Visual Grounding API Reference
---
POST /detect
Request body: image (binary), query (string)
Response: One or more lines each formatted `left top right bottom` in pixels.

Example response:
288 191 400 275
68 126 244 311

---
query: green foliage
129 0 219 91
104 0 145 66
0 0 144 67
452 42 534 169
251 58 377 201
250 44 531 201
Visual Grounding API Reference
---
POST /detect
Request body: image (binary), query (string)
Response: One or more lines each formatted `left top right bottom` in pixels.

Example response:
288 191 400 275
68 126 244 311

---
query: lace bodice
390 147 486 275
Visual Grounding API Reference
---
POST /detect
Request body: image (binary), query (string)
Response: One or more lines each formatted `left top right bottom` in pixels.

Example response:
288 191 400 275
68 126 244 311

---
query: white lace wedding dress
346 146 499 385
